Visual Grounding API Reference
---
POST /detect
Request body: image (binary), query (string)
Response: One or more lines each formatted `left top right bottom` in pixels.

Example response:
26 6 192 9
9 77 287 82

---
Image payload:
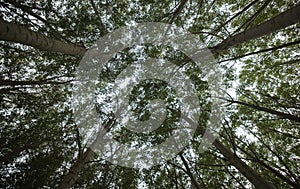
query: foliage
0 0 299 188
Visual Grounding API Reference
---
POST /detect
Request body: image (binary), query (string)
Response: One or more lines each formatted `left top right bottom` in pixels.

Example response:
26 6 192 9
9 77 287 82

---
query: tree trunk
181 114 276 189
1 4 299 56
58 148 94 189
59 118 114 189
179 153 201 189
225 98 300 123
211 3 300 53
5 4 297 189
212 138 276 189
0 79 72 86
0 18 86 56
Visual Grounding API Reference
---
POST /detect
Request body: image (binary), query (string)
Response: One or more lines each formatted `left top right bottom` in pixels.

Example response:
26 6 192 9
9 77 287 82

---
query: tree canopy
0 0 299 188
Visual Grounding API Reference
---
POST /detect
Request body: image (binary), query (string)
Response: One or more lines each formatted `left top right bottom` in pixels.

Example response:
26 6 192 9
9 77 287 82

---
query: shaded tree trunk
178 152 201 189
59 118 115 189
211 3 300 53
4 3 297 189
224 98 300 123
58 148 94 189
181 114 276 189
1 4 299 56
212 0 259 33
0 79 72 86
212 138 276 189
0 18 86 56
236 138 299 188
217 40 300 64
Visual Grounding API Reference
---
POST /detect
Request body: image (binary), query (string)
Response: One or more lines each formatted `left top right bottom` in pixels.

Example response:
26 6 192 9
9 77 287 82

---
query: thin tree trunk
58 147 94 189
217 40 300 64
238 142 298 188
1 4 299 56
181 114 276 189
211 3 300 53
59 118 115 189
6 3 297 189
169 0 189 24
0 79 72 86
212 0 259 33
204 130 276 189
0 18 86 56
224 98 300 123
232 0 272 33
89 0 107 35
178 152 201 189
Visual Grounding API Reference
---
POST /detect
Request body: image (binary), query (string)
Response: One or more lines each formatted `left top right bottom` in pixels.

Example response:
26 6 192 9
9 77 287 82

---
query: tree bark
237 142 298 188
59 118 114 189
217 40 300 64
1 4 299 56
3 3 297 189
181 114 276 189
211 3 300 53
178 152 201 189
224 98 300 123
0 79 72 86
212 0 259 33
232 0 271 34
58 147 94 189
0 18 86 56
212 138 275 189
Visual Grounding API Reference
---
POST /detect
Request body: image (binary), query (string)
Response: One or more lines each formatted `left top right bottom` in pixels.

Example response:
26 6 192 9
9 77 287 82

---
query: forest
0 0 299 188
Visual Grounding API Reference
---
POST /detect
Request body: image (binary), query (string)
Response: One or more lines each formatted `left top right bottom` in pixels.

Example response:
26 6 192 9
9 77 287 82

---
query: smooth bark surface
58 148 94 189
225 99 300 123
182 114 276 189
1 4 299 57
211 3 300 53
59 118 115 189
0 18 86 56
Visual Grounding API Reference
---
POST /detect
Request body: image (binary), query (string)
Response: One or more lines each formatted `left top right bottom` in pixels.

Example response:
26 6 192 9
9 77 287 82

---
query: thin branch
89 0 107 35
178 152 201 189
216 40 300 64
0 79 74 86
219 97 300 122
169 0 189 24
232 0 272 35
74 125 82 158
212 0 259 34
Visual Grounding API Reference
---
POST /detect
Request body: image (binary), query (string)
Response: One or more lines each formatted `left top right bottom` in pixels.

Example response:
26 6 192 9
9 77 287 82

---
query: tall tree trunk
212 138 276 189
1 4 299 56
224 98 300 123
6 4 297 189
181 114 276 189
178 152 201 189
59 118 114 189
58 148 94 189
0 18 86 56
0 79 72 86
211 3 300 53
236 139 299 188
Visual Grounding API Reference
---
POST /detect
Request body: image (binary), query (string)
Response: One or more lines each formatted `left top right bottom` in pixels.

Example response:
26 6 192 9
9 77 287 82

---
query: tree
211 3 300 53
1 0 299 188
0 18 86 56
